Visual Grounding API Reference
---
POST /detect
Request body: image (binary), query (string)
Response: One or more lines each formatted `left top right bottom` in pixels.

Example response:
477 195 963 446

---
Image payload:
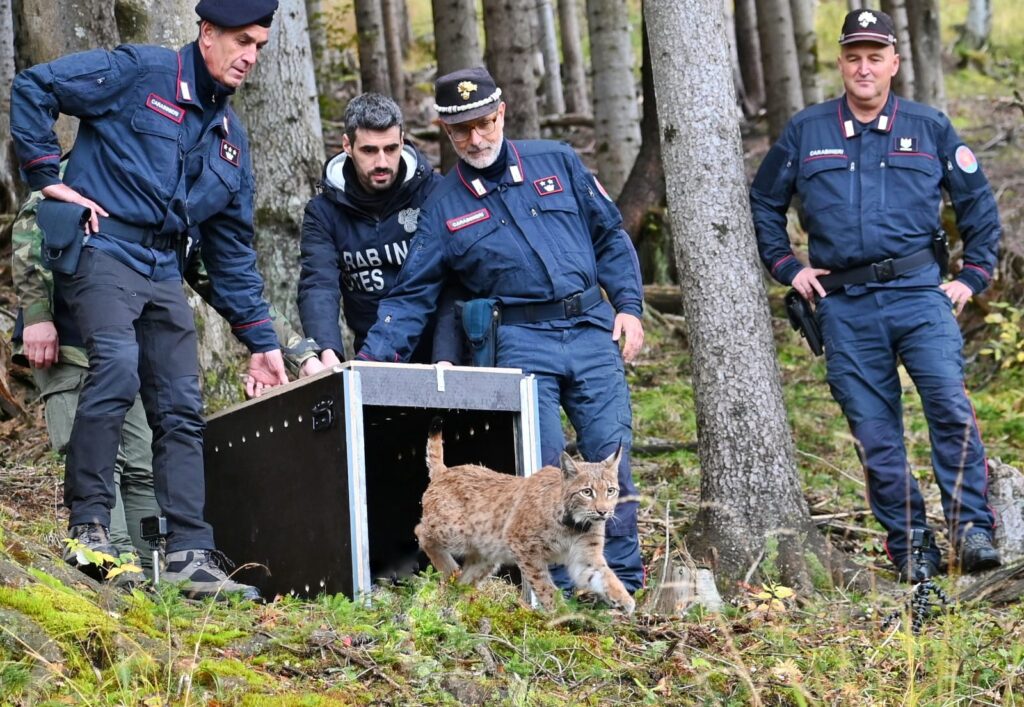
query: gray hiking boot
162 549 260 601
63 523 119 580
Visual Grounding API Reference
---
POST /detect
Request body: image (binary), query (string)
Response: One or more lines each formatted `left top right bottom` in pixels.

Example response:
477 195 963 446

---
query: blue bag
36 199 91 275
460 298 500 367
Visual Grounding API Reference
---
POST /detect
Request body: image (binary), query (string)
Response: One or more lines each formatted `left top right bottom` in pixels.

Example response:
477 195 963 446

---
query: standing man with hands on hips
750 10 1002 583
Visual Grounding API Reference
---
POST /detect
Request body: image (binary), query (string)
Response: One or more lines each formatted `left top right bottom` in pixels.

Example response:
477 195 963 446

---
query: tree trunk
734 0 765 118
113 0 195 46
586 0 641 198
645 0 849 595
0 0 18 216
305 0 328 97
754 0 804 141
789 0 821 106
881 0 915 99
959 0 992 51
618 17 664 248
483 0 540 139
906 0 945 111
557 0 590 116
847 0 863 9
354 0 391 95
535 0 565 116
232 0 324 327
382 0 406 105
432 0 482 171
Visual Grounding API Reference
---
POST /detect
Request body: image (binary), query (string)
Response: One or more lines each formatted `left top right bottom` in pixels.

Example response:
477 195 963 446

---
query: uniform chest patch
146 93 184 124
533 175 563 196
219 140 240 166
895 136 918 153
398 207 420 234
955 145 978 174
446 208 490 232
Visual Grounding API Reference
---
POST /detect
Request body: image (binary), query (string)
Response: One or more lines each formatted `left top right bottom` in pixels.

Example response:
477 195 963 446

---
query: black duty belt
99 216 176 251
818 247 935 292
500 285 603 324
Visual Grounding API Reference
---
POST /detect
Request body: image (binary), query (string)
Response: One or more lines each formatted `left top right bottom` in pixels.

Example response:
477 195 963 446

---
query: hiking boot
162 549 261 601
63 523 119 580
959 532 1001 574
895 555 941 583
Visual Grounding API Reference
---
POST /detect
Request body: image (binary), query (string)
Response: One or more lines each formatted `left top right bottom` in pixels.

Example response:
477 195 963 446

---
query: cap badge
457 81 478 101
858 11 877 28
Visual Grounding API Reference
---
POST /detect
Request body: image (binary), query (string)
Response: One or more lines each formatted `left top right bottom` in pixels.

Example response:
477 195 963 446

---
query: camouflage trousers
33 363 161 570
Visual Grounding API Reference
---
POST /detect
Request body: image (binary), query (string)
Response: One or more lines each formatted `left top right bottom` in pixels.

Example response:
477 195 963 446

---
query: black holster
932 228 949 278
784 289 824 356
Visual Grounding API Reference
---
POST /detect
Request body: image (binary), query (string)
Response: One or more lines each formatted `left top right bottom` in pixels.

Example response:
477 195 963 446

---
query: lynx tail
426 416 446 478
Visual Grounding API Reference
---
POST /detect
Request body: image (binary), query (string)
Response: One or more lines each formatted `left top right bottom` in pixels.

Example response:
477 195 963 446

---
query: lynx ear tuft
602 445 623 468
560 452 579 479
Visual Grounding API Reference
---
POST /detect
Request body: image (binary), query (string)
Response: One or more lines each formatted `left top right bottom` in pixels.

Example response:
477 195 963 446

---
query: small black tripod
881 529 955 634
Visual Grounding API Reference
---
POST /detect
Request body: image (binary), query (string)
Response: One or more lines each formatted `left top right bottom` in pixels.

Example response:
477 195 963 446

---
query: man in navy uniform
299 93 461 366
750 10 1002 582
10 0 289 598
356 67 646 595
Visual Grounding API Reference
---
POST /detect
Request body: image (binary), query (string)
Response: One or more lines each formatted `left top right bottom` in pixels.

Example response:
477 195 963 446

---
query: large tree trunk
232 0 324 328
906 0 945 111
959 0 992 51
789 0 821 106
432 0 482 172
482 0 540 139
645 0 848 595
557 0 590 116
881 0 916 99
535 0 565 116
382 0 406 105
354 0 391 95
586 0 641 198
0 0 18 217
734 0 765 118
113 0 195 45
755 0 804 141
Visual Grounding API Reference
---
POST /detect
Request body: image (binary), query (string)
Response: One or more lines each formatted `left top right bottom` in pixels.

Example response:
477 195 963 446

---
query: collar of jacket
175 42 232 137
319 142 425 215
455 139 526 198
837 91 898 139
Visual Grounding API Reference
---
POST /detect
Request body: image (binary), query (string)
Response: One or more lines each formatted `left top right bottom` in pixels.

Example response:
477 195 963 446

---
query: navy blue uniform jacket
10 42 277 352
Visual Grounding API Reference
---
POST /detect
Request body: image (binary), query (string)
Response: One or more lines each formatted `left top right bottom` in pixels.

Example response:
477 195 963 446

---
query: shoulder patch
594 177 613 202
146 93 184 124
446 208 490 232
533 175 563 196
220 140 240 166
955 145 978 174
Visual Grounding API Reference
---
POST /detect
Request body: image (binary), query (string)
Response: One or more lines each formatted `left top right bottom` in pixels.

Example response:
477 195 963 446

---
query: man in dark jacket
299 93 461 365
9 0 289 599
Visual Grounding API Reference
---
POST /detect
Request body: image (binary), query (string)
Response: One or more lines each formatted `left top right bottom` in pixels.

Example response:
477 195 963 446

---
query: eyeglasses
448 114 499 141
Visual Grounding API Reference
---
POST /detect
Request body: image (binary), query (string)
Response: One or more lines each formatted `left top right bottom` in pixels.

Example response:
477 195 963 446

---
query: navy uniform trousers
818 286 993 566
58 247 213 552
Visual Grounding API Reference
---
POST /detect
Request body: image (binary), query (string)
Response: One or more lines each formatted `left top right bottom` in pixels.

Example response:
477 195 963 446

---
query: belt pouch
460 298 500 367
36 199 91 275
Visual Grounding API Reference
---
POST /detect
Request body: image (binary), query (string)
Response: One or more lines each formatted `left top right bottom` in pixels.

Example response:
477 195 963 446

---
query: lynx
415 419 635 614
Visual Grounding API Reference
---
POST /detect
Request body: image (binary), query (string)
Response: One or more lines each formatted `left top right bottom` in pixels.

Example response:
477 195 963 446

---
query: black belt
99 216 176 251
818 248 936 292
500 285 603 324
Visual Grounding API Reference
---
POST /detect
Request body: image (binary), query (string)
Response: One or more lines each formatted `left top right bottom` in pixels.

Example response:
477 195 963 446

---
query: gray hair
344 94 404 143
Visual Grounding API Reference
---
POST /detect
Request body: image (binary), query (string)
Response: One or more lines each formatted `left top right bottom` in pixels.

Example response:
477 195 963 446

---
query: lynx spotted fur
415 420 635 613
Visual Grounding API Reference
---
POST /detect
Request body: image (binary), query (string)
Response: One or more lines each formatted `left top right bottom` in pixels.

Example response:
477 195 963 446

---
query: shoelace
204 548 237 572
78 523 109 545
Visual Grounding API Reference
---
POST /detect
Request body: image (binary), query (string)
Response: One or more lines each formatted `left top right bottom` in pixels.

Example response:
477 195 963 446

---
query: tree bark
906 0 945 111
959 0 992 51
483 0 540 139
305 0 328 97
881 0 916 99
432 0 483 171
354 0 391 95
754 0 804 141
232 0 325 327
557 0 590 116
382 0 406 105
0 0 18 215
645 0 849 595
586 0 641 198
113 0 195 46
789 0 821 106
733 0 765 118
535 0 565 116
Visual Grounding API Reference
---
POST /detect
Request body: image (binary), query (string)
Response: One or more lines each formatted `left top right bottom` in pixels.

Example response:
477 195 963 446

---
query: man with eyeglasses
356 66 647 597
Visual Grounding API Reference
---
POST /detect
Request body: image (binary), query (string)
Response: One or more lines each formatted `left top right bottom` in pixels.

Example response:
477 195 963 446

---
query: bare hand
940 280 973 316
613 313 644 363
40 183 109 235
434 360 454 368
23 321 59 368
320 349 342 367
245 349 289 398
792 267 831 300
299 356 326 378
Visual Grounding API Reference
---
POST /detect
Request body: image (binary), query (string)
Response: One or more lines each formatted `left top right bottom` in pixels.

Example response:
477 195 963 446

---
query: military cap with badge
194 0 279 28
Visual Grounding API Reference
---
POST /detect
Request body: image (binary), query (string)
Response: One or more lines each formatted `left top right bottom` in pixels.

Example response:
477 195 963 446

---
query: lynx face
561 449 622 529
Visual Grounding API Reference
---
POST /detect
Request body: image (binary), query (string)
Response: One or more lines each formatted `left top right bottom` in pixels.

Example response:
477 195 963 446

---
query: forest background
0 0 1023 704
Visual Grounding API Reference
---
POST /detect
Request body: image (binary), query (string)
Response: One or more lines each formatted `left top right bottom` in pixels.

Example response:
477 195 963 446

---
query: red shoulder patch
146 93 184 124
446 208 491 232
